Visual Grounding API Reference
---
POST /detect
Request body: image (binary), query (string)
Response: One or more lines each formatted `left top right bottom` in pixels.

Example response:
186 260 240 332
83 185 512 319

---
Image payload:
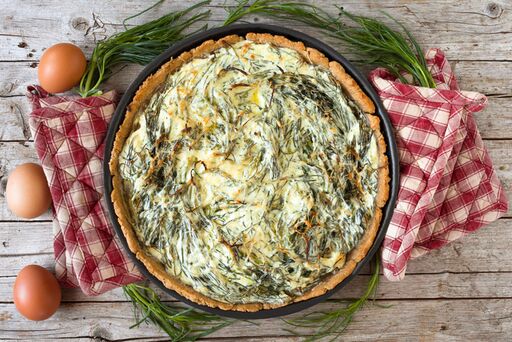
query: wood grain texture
1 299 512 340
1 0 511 61
2 96 511 141
0 141 510 222
2 270 512 304
3 219 512 275
0 0 511 340
1 60 511 98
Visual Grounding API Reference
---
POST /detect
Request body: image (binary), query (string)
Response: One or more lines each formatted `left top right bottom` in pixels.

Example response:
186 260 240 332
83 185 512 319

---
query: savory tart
110 33 389 311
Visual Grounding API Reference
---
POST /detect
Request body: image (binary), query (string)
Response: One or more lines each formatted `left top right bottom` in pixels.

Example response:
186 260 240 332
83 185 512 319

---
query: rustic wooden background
1 0 511 340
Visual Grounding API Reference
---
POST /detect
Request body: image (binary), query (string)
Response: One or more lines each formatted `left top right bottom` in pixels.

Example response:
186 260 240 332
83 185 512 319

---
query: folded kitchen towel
27 86 142 295
369 48 508 281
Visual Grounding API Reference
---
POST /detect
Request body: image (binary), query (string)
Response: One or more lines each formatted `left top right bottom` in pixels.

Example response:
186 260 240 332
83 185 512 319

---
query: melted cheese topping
119 40 379 305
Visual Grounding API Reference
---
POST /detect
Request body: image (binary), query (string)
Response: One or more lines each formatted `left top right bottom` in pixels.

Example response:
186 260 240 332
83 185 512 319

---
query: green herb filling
119 40 379 305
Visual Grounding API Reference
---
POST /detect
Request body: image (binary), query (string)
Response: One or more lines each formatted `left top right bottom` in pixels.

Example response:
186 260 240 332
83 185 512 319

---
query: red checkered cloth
369 49 508 281
27 86 142 295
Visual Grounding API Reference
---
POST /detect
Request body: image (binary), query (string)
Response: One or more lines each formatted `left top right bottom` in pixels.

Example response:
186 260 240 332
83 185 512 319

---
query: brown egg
13 265 61 321
6 163 52 218
38 43 87 93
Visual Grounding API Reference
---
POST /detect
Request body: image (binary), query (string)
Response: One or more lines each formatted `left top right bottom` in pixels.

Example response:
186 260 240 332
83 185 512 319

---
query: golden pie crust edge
110 33 390 312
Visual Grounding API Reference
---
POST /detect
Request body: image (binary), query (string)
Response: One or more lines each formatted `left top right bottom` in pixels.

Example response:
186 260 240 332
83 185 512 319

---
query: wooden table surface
1 1 511 340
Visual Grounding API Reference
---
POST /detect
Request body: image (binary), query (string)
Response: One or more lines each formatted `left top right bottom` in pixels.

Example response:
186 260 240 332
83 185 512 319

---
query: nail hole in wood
71 17 89 31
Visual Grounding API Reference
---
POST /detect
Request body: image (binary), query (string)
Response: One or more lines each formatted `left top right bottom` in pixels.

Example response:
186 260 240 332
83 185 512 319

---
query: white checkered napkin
369 49 508 281
27 86 143 295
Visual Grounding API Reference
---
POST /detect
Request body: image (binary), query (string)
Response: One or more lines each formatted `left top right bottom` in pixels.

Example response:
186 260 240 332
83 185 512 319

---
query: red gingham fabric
27 86 142 295
369 49 508 281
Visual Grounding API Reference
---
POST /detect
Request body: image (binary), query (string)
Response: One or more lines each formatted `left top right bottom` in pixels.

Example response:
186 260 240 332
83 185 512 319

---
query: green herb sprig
284 256 382 342
123 283 232 341
224 0 436 88
78 1 211 97
123 257 381 341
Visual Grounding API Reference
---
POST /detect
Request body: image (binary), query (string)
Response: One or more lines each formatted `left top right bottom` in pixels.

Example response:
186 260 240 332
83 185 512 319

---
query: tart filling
111 33 389 311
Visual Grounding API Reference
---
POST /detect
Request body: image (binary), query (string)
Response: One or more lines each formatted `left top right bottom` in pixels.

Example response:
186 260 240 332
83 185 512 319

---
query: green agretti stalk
223 0 436 88
123 283 233 341
78 1 211 97
284 256 382 342
123 259 380 341
123 257 381 341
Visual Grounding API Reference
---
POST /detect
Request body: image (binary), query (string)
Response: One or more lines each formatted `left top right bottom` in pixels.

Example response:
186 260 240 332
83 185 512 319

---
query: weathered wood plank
3 140 510 222
0 139 510 220
0 222 53 255
1 219 512 274
0 299 511 340
1 0 511 61
451 60 512 95
2 220 512 304
1 59 510 98
2 95 511 142
5 21 512 64
404 218 512 274
2 270 512 305
0 98 32 141
0 254 54 277
0 62 142 97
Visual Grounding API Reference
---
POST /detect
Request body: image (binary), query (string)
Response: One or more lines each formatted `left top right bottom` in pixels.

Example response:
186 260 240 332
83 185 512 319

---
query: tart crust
110 33 390 312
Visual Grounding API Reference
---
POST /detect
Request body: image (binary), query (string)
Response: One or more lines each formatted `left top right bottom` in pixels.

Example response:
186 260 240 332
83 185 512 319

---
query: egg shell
38 43 86 93
6 163 52 218
13 265 61 321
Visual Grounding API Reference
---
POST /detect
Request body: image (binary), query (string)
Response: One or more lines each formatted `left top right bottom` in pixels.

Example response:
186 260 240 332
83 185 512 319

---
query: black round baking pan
104 24 399 319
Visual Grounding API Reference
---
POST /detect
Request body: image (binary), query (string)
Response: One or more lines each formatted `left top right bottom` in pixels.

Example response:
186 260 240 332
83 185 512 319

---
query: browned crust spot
110 33 389 312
